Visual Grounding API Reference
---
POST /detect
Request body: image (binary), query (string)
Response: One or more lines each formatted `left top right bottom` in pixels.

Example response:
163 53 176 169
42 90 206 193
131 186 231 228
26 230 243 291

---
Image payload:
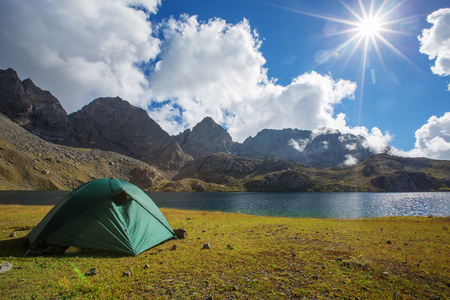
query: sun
357 16 383 38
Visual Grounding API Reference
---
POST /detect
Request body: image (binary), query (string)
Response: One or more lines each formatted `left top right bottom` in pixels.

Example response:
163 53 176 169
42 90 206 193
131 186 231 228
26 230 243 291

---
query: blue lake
1 191 448 219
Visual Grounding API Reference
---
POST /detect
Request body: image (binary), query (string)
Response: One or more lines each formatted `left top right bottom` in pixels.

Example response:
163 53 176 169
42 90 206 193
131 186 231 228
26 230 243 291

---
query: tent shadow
0 237 170 258
0 237 29 257
0 237 129 258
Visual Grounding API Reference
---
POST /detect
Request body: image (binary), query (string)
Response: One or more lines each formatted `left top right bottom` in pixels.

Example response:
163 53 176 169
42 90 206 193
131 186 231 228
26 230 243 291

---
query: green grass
1 205 449 299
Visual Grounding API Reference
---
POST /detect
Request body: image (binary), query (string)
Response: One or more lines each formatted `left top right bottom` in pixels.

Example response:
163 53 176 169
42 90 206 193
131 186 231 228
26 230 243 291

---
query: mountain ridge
0 68 379 169
0 68 449 192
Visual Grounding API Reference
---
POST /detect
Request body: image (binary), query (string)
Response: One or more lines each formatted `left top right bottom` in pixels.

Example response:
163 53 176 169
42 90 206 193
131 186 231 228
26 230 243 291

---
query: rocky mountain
173 117 233 158
231 128 375 167
0 68 73 139
0 68 376 169
1 67 449 193
0 69 191 171
68 97 191 170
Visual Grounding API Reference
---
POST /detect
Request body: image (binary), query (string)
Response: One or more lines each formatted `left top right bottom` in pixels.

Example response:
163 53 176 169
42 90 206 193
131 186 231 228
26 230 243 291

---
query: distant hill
0 67 449 192
173 152 450 192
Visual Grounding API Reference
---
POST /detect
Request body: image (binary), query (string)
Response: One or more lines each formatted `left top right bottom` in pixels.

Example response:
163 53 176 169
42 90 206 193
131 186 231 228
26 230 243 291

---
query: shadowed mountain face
173 117 233 158
0 69 191 170
68 97 192 170
0 68 73 139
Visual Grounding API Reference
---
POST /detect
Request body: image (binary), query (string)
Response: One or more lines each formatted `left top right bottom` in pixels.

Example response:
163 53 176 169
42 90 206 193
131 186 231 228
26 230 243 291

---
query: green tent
27 178 175 256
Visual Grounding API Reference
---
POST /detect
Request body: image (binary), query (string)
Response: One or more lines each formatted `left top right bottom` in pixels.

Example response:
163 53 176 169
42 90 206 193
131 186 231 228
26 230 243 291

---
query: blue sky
0 0 449 161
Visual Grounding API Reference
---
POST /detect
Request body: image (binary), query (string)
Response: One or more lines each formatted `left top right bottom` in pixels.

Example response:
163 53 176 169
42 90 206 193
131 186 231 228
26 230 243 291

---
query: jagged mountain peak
68 96 192 169
0 68 73 139
173 116 233 158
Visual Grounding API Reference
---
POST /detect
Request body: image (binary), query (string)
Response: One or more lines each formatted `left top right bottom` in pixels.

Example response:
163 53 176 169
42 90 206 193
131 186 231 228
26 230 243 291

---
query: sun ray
370 34 389 74
375 33 422 71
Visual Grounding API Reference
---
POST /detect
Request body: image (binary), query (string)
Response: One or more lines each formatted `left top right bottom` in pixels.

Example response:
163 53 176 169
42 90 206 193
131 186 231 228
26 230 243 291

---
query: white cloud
0 0 161 112
288 138 310 152
418 8 450 90
341 154 358 166
394 113 450 160
147 15 359 141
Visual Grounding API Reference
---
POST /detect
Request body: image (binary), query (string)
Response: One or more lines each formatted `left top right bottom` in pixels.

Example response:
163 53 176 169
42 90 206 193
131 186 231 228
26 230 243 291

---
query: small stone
174 228 188 239
144 264 150 269
122 271 131 277
9 231 17 238
382 271 390 275
202 242 211 250
0 262 13 273
84 267 97 276
170 244 177 251
227 245 234 250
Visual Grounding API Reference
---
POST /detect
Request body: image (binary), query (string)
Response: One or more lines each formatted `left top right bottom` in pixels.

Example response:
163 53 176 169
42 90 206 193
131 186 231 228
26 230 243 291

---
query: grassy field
1 205 449 299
